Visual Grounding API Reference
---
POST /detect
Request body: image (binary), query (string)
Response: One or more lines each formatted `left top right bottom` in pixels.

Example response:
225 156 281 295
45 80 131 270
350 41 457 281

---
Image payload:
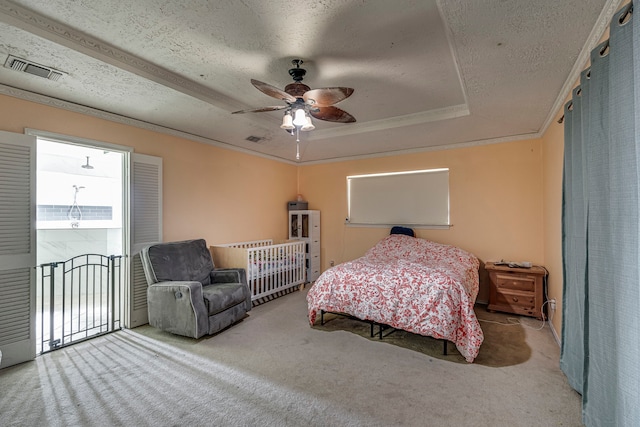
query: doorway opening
35 139 126 354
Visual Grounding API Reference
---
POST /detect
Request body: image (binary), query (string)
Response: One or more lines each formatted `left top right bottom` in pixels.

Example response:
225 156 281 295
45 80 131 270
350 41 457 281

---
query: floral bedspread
307 234 484 362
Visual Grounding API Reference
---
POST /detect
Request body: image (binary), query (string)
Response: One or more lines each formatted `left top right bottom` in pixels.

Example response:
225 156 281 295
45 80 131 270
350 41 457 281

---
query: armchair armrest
147 281 209 338
210 268 251 310
210 268 247 285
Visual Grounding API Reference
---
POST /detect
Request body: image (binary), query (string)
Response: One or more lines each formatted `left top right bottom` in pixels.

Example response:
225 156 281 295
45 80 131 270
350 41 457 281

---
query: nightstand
485 262 547 320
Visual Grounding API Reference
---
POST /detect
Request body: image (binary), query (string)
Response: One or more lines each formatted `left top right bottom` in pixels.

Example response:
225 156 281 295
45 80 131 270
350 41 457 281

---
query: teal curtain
561 3 640 426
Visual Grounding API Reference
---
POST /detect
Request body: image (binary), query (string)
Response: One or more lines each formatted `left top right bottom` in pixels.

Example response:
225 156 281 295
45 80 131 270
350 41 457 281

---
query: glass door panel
301 214 309 238
291 214 299 238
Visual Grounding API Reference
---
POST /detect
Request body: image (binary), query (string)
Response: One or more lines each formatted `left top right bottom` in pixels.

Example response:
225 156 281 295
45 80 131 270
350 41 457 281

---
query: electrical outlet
549 299 556 311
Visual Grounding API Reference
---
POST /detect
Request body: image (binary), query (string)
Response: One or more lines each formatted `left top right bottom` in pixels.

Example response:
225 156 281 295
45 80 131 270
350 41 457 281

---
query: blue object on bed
390 226 415 237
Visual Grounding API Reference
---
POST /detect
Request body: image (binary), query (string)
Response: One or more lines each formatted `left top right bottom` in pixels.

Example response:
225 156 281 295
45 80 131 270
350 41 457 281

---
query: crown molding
309 104 470 141
300 131 542 165
0 83 300 164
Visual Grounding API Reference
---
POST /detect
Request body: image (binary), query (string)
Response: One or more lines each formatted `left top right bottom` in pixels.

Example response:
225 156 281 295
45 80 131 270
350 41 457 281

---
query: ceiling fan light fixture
301 115 315 131
236 59 355 160
280 111 294 130
293 108 307 127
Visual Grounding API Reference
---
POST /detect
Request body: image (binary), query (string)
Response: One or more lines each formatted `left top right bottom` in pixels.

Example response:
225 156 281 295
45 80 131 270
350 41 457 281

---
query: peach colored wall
299 139 545 302
541 113 565 340
0 94 298 245
0 92 557 315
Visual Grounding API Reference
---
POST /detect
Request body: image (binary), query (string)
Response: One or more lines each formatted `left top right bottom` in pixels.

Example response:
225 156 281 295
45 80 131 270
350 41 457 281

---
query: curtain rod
558 2 633 125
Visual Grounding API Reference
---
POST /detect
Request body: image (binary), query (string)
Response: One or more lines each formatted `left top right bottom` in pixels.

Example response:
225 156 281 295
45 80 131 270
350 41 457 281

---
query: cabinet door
289 212 310 238
309 211 320 239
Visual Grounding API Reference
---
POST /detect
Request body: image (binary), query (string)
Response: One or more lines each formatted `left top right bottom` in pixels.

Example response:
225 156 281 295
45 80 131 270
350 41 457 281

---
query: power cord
479 312 547 331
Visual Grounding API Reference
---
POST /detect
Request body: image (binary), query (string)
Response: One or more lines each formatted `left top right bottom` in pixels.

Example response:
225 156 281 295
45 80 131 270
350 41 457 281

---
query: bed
306 233 484 362
211 239 306 303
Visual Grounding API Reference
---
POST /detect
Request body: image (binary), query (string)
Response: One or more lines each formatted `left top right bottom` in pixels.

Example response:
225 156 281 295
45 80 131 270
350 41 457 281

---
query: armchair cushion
202 283 248 316
146 239 214 285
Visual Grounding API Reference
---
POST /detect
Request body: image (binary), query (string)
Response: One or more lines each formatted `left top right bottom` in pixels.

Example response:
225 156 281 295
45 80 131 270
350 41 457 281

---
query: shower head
82 156 94 169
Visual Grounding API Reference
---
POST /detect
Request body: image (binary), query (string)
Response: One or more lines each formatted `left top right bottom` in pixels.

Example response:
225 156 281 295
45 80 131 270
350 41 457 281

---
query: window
347 168 450 228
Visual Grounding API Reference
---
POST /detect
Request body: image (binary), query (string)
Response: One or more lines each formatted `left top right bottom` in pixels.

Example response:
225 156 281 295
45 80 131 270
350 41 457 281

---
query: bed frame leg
368 322 384 339
321 310 325 325
443 340 448 355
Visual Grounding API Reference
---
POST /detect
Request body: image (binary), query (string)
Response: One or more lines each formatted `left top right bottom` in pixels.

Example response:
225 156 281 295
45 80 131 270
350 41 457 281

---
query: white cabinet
288 210 320 282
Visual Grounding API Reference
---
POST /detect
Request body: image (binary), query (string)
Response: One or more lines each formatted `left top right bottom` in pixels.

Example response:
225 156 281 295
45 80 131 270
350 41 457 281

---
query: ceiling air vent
4 55 65 81
245 136 264 143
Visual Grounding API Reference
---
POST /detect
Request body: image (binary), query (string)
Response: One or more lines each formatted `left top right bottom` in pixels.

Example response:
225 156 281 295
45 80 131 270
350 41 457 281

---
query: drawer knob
512 296 519 302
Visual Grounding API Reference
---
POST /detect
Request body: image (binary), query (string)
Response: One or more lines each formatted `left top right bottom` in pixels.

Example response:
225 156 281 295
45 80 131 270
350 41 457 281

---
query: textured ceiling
0 0 620 163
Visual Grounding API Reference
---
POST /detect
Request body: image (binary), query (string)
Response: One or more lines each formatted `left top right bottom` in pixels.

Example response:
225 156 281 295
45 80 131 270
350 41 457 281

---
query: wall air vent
3 55 65 81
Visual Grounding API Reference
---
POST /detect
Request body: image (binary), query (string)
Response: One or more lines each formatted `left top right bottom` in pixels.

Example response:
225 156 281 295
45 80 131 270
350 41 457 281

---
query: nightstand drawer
494 273 536 292
493 289 535 311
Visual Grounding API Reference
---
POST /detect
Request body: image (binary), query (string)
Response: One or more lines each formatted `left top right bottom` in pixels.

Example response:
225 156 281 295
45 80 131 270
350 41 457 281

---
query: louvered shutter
0 131 36 368
127 153 162 327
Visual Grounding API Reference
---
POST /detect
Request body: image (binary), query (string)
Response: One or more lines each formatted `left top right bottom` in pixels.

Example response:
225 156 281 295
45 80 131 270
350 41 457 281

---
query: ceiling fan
232 59 356 127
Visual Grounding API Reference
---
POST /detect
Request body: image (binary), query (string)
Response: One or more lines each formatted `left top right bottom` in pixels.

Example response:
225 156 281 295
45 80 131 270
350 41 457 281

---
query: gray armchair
140 238 251 338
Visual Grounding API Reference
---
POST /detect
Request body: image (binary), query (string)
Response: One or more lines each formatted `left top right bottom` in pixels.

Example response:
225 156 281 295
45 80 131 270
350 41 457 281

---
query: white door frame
26 130 135 328
0 129 162 368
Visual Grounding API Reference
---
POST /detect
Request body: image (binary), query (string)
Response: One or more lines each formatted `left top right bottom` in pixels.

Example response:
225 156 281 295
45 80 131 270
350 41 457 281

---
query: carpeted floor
314 308 532 367
0 288 582 427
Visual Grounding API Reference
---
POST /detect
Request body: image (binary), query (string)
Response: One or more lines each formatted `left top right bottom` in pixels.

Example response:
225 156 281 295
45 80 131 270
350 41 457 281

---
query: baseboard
549 320 561 347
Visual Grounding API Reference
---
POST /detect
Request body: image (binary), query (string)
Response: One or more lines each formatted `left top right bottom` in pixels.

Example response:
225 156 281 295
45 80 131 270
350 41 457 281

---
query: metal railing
37 254 122 354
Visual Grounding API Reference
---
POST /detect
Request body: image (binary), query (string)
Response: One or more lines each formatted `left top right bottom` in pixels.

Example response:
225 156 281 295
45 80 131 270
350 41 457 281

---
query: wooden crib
210 239 306 304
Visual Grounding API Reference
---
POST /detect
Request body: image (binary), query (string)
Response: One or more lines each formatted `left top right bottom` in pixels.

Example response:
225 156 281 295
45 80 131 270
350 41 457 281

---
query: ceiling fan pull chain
296 128 301 160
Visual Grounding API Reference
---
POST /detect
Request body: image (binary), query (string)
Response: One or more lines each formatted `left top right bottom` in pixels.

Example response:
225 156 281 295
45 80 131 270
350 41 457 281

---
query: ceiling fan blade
232 105 288 114
310 106 356 123
303 87 354 107
251 79 296 103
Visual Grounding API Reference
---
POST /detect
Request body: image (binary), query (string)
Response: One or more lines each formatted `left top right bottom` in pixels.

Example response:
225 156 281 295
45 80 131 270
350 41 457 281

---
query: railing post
109 255 116 331
48 262 59 349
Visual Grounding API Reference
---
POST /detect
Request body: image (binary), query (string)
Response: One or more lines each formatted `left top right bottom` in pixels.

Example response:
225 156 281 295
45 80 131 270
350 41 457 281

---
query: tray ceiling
0 0 621 163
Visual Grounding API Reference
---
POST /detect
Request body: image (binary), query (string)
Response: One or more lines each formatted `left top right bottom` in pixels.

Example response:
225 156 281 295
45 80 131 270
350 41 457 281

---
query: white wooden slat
132 253 148 311
128 153 162 328
239 241 305 301
0 269 31 343
0 130 36 368
0 144 31 257
132 162 161 245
